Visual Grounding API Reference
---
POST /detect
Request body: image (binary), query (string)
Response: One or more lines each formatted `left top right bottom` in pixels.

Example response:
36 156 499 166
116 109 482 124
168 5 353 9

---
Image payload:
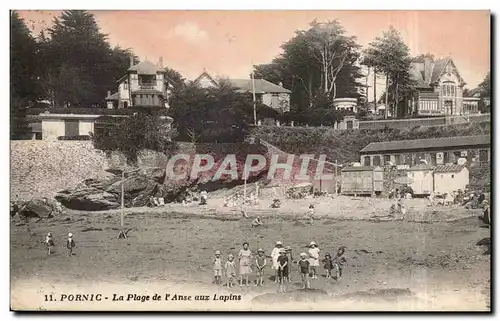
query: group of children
213 240 347 292
44 232 75 257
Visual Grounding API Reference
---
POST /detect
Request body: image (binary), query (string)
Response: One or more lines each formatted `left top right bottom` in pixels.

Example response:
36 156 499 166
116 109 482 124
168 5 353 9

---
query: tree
39 10 134 107
253 20 364 124
92 111 177 162
477 72 491 98
169 81 252 143
10 11 39 139
412 53 435 63
363 27 415 118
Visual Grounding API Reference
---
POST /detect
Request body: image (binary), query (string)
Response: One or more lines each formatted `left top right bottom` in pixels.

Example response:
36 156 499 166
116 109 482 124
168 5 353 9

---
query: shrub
92 110 177 163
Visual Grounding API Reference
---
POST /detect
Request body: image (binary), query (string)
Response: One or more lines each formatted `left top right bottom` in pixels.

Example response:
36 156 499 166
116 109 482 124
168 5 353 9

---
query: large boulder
56 187 121 211
55 170 163 211
18 199 53 218
285 182 313 199
139 167 166 184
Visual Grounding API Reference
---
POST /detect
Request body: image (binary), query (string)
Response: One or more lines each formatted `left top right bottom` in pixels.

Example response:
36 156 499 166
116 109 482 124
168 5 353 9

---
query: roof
430 58 449 84
105 92 119 100
193 71 219 87
408 164 435 171
128 60 165 75
228 79 291 94
410 57 463 87
434 165 466 173
360 135 491 153
342 166 376 172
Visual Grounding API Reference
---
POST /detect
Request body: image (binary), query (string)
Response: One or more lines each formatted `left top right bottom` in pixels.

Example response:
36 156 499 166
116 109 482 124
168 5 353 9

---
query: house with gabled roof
105 57 174 109
409 57 480 116
192 71 291 113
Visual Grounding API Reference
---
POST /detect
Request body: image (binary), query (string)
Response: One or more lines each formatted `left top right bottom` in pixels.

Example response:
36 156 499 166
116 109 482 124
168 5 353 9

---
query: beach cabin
407 164 435 196
341 166 384 196
433 165 469 195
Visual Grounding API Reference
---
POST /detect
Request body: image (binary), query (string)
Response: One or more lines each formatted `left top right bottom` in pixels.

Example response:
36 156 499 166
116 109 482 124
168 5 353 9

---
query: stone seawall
10 141 112 201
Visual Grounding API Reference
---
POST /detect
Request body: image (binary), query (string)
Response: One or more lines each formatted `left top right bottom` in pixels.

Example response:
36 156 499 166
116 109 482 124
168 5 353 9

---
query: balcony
139 82 156 90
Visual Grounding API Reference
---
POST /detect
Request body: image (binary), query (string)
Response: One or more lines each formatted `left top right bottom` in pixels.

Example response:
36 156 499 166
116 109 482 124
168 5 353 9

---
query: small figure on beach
297 253 310 289
238 242 252 286
308 241 320 279
284 246 294 283
308 204 315 225
224 254 236 287
251 216 264 228
271 241 283 283
66 232 75 257
277 249 289 293
270 199 281 208
45 232 54 255
255 248 267 286
322 253 334 279
332 247 347 280
199 190 208 205
213 250 223 285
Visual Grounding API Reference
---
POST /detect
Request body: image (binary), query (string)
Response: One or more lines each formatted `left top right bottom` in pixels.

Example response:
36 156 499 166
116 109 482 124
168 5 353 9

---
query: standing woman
271 241 283 283
238 242 253 286
308 241 320 279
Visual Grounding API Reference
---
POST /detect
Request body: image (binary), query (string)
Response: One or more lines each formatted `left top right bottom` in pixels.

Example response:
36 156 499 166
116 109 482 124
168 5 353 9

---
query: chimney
158 56 163 68
107 90 111 98
129 56 134 68
424 58 432 83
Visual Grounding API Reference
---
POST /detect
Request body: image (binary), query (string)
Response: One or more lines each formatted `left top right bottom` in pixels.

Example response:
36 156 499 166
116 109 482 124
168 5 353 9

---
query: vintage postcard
10 10 491 312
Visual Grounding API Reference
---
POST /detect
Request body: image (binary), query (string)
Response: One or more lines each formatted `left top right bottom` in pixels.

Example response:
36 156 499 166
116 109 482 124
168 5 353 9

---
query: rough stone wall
10 141 111 201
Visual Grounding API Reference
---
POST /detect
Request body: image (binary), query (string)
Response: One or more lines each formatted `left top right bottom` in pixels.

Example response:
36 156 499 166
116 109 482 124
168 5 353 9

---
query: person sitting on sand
45 232 54 255
251 216 264 228
297 253 311 289
66 233 75 257
308 241 320 279
213 250 223 285
255 249 267 286
270 199 281 208
200 190 208 205
224 254 236 288
271 241 283 283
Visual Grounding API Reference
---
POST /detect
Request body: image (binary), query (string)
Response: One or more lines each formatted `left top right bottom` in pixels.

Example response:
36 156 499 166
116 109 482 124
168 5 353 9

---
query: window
124 81 128 90
442 82 456 98
451 175 455 178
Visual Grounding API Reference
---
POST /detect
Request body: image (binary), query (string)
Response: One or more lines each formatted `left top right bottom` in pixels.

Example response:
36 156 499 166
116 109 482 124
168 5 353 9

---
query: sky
17 10 491 100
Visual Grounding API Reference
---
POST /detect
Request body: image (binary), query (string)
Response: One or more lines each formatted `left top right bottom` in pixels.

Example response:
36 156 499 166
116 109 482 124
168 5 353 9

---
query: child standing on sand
213 250 223 285
285 246 294 283
45 232 54 255
277 249 289 293
308 204 315 225
308 241 320 279
332 247 347 280
322 253 334 279
66 233 75 257
271 241 283 283
224 254 236 287
297 253 310 289
238 242 252 286
255 248 267 286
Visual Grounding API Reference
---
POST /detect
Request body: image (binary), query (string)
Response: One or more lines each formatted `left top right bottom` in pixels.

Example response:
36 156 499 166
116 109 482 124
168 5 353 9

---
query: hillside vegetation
251 123 491 163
